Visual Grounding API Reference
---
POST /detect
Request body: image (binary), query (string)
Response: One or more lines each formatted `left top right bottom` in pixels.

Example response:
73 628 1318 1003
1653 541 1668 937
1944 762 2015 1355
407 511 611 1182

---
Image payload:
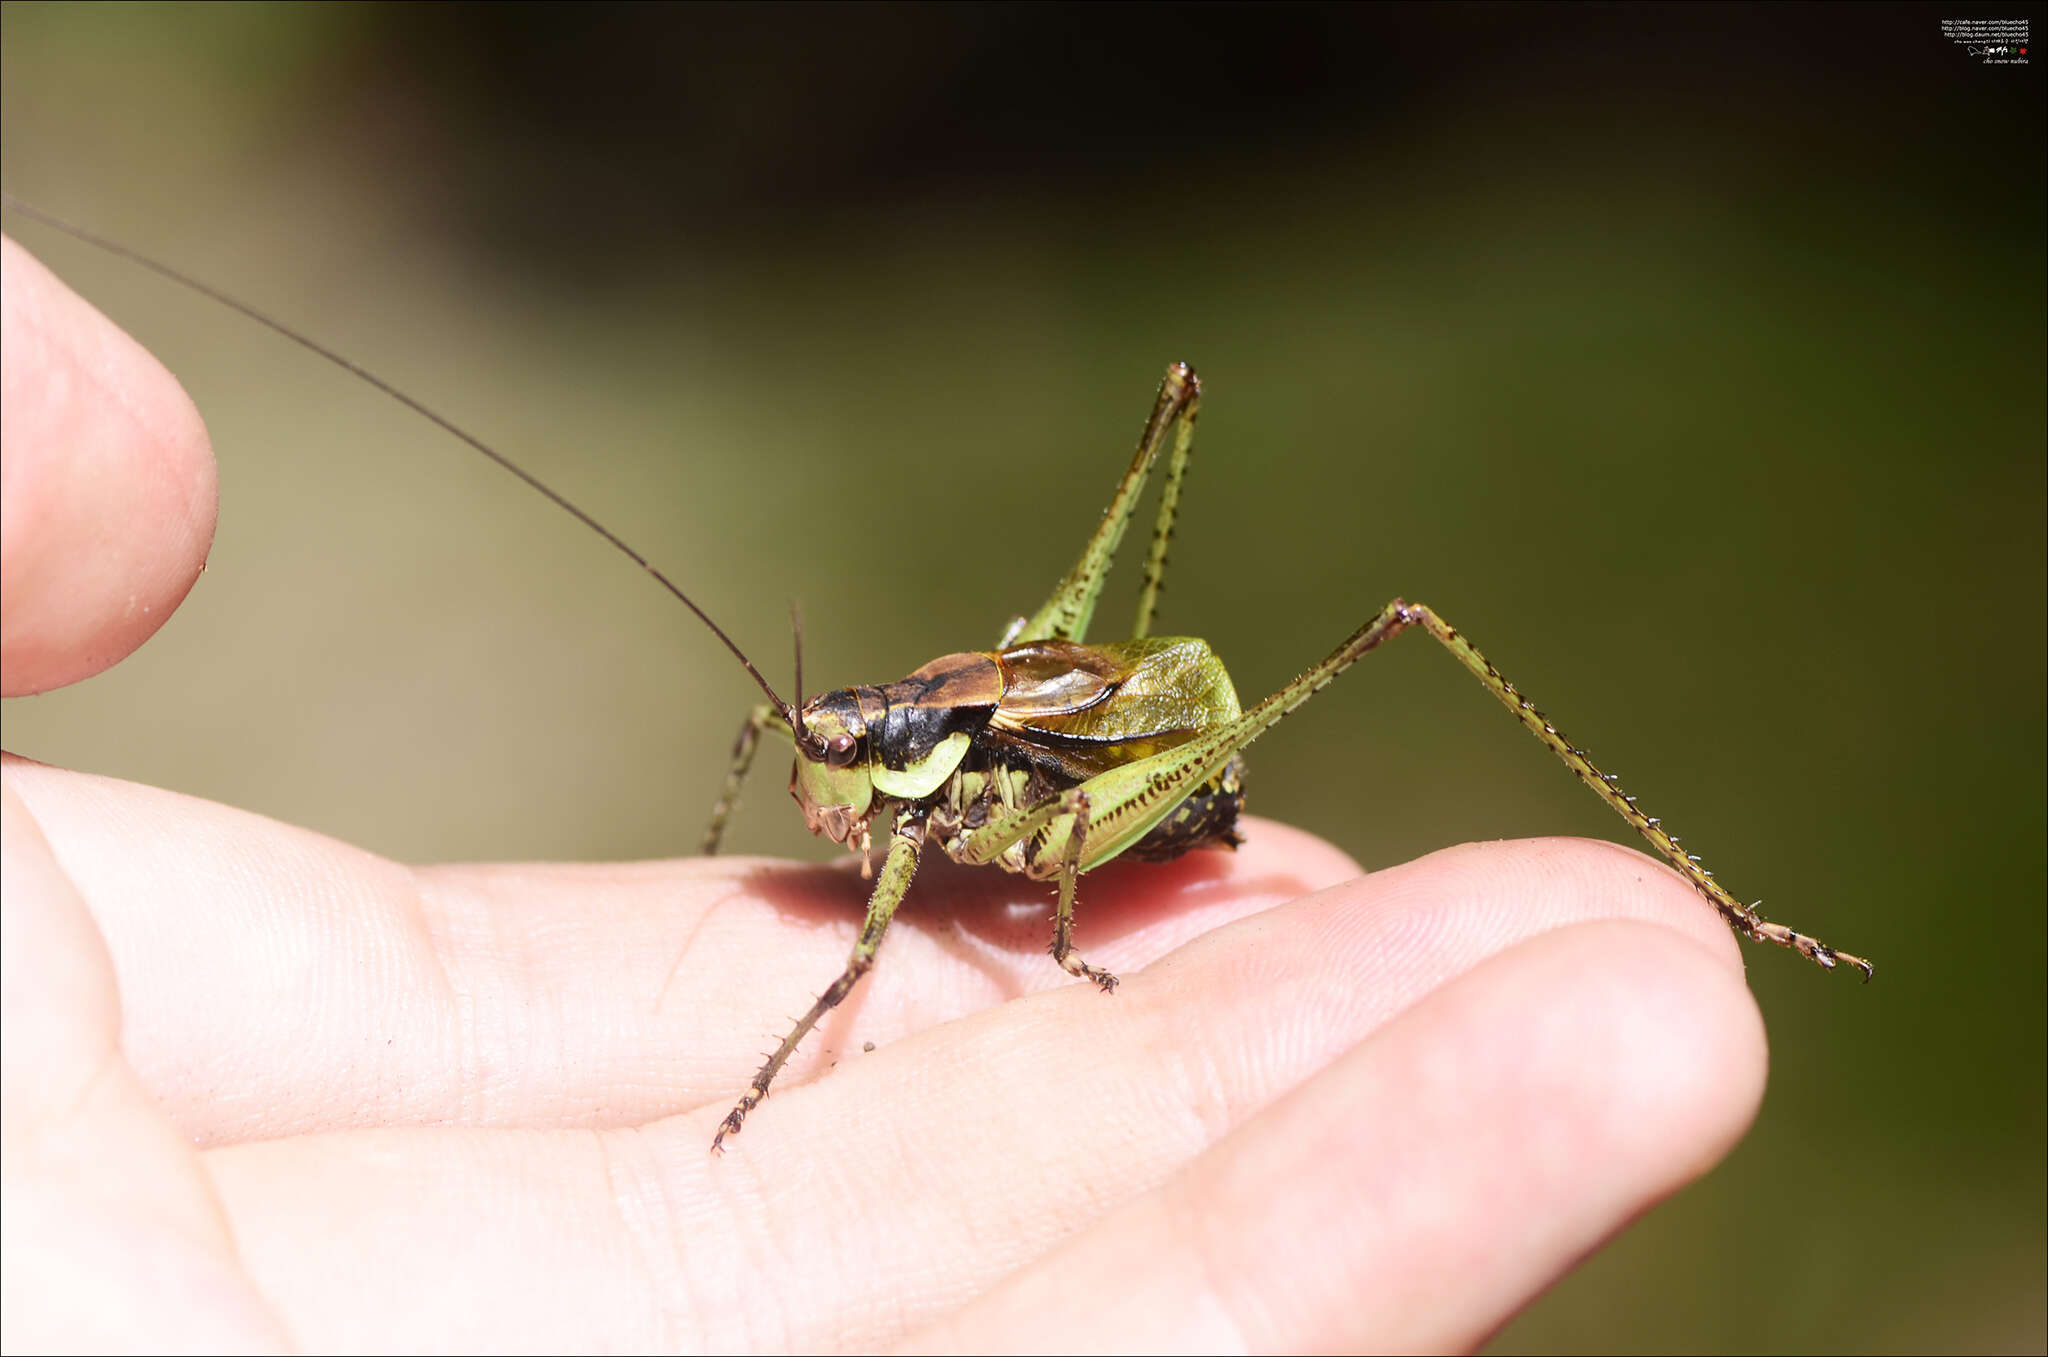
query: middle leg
1049 788 1118 990
942 783 1121 991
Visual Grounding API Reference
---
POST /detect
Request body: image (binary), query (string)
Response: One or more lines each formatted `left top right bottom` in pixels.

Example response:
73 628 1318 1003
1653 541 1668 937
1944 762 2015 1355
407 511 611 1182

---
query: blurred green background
3 4 2041 1350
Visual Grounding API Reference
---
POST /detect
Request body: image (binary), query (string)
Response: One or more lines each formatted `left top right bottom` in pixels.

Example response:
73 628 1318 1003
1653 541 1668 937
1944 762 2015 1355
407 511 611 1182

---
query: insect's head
788 688 878 844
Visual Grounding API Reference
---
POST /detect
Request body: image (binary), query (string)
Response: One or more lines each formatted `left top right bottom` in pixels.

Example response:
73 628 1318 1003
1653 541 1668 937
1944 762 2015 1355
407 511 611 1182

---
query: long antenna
2 192 796 722
789 601 806 714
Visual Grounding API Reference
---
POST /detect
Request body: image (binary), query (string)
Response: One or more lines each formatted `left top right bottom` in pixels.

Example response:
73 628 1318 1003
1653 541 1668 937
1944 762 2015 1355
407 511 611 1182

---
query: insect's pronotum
2 195 1873 1155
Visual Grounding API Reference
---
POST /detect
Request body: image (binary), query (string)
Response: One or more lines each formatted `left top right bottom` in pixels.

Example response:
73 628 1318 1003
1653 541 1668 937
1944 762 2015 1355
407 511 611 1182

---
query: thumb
1 234 216 696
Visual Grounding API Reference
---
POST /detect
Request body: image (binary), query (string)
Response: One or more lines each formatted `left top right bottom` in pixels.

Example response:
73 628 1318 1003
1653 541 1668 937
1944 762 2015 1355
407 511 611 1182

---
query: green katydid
0 197 1873 1158
697 360 1872 1149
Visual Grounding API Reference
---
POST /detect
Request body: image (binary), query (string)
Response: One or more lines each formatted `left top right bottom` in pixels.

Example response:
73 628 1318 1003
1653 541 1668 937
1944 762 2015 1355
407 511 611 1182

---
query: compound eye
824 733 859 768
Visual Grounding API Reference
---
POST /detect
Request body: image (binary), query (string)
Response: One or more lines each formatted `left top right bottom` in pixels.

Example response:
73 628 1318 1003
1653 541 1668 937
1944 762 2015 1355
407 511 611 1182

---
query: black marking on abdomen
1125 755 1246 862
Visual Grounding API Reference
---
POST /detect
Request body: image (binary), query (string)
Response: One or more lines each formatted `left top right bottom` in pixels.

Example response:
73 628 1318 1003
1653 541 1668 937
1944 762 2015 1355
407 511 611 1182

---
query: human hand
2 234 1766 1352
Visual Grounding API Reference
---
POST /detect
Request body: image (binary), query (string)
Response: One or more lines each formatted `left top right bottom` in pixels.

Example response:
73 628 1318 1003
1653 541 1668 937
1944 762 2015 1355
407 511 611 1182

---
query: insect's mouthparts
802 802 860 847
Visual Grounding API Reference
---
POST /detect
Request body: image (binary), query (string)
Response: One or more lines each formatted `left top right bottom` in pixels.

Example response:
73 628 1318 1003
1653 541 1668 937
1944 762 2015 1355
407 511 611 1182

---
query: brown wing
990 641 1126 721
893 651 1006 708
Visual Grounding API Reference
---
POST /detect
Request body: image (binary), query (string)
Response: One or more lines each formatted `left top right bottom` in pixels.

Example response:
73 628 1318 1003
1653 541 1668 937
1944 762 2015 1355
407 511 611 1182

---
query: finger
649 837 1748 1349
904 921 1768 1354
199 837 1749 1352
0 235 217 695
4 755 1359 1143
0 782 289 1350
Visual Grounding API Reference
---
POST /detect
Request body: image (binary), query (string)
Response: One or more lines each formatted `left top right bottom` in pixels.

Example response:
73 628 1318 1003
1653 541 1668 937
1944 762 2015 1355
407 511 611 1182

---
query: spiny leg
1020 597 1873 978
1130 372 1200 640
946 774 1075 868
1349 601 1873 978
701 703 786 856
941 784 1122 990
948 621 1411 871
945 610 1459 880
712 810 926 1152
1011 362 1201 646
1049 788 1118 990
951 722 1265 884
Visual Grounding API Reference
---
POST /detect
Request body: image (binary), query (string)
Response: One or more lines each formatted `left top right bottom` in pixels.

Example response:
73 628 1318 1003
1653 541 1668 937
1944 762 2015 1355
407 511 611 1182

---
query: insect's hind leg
701 703 788 855
1130 372 1200 640
1358 601 1874 978
712 810 926 1152
1009 362 1201 646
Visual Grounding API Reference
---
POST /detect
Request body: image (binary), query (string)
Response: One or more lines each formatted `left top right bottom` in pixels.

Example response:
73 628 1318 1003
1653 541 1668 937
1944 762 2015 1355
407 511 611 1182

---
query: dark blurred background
3 4 2042 1350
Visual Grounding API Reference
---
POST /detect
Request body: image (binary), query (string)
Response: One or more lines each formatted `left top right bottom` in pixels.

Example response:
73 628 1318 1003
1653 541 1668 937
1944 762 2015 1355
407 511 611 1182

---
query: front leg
712 808 927 1152
701 703 788 856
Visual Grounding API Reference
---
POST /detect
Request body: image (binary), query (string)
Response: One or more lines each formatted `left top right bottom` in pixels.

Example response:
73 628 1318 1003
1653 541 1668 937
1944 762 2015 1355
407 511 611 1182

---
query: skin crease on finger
0 235 217 696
